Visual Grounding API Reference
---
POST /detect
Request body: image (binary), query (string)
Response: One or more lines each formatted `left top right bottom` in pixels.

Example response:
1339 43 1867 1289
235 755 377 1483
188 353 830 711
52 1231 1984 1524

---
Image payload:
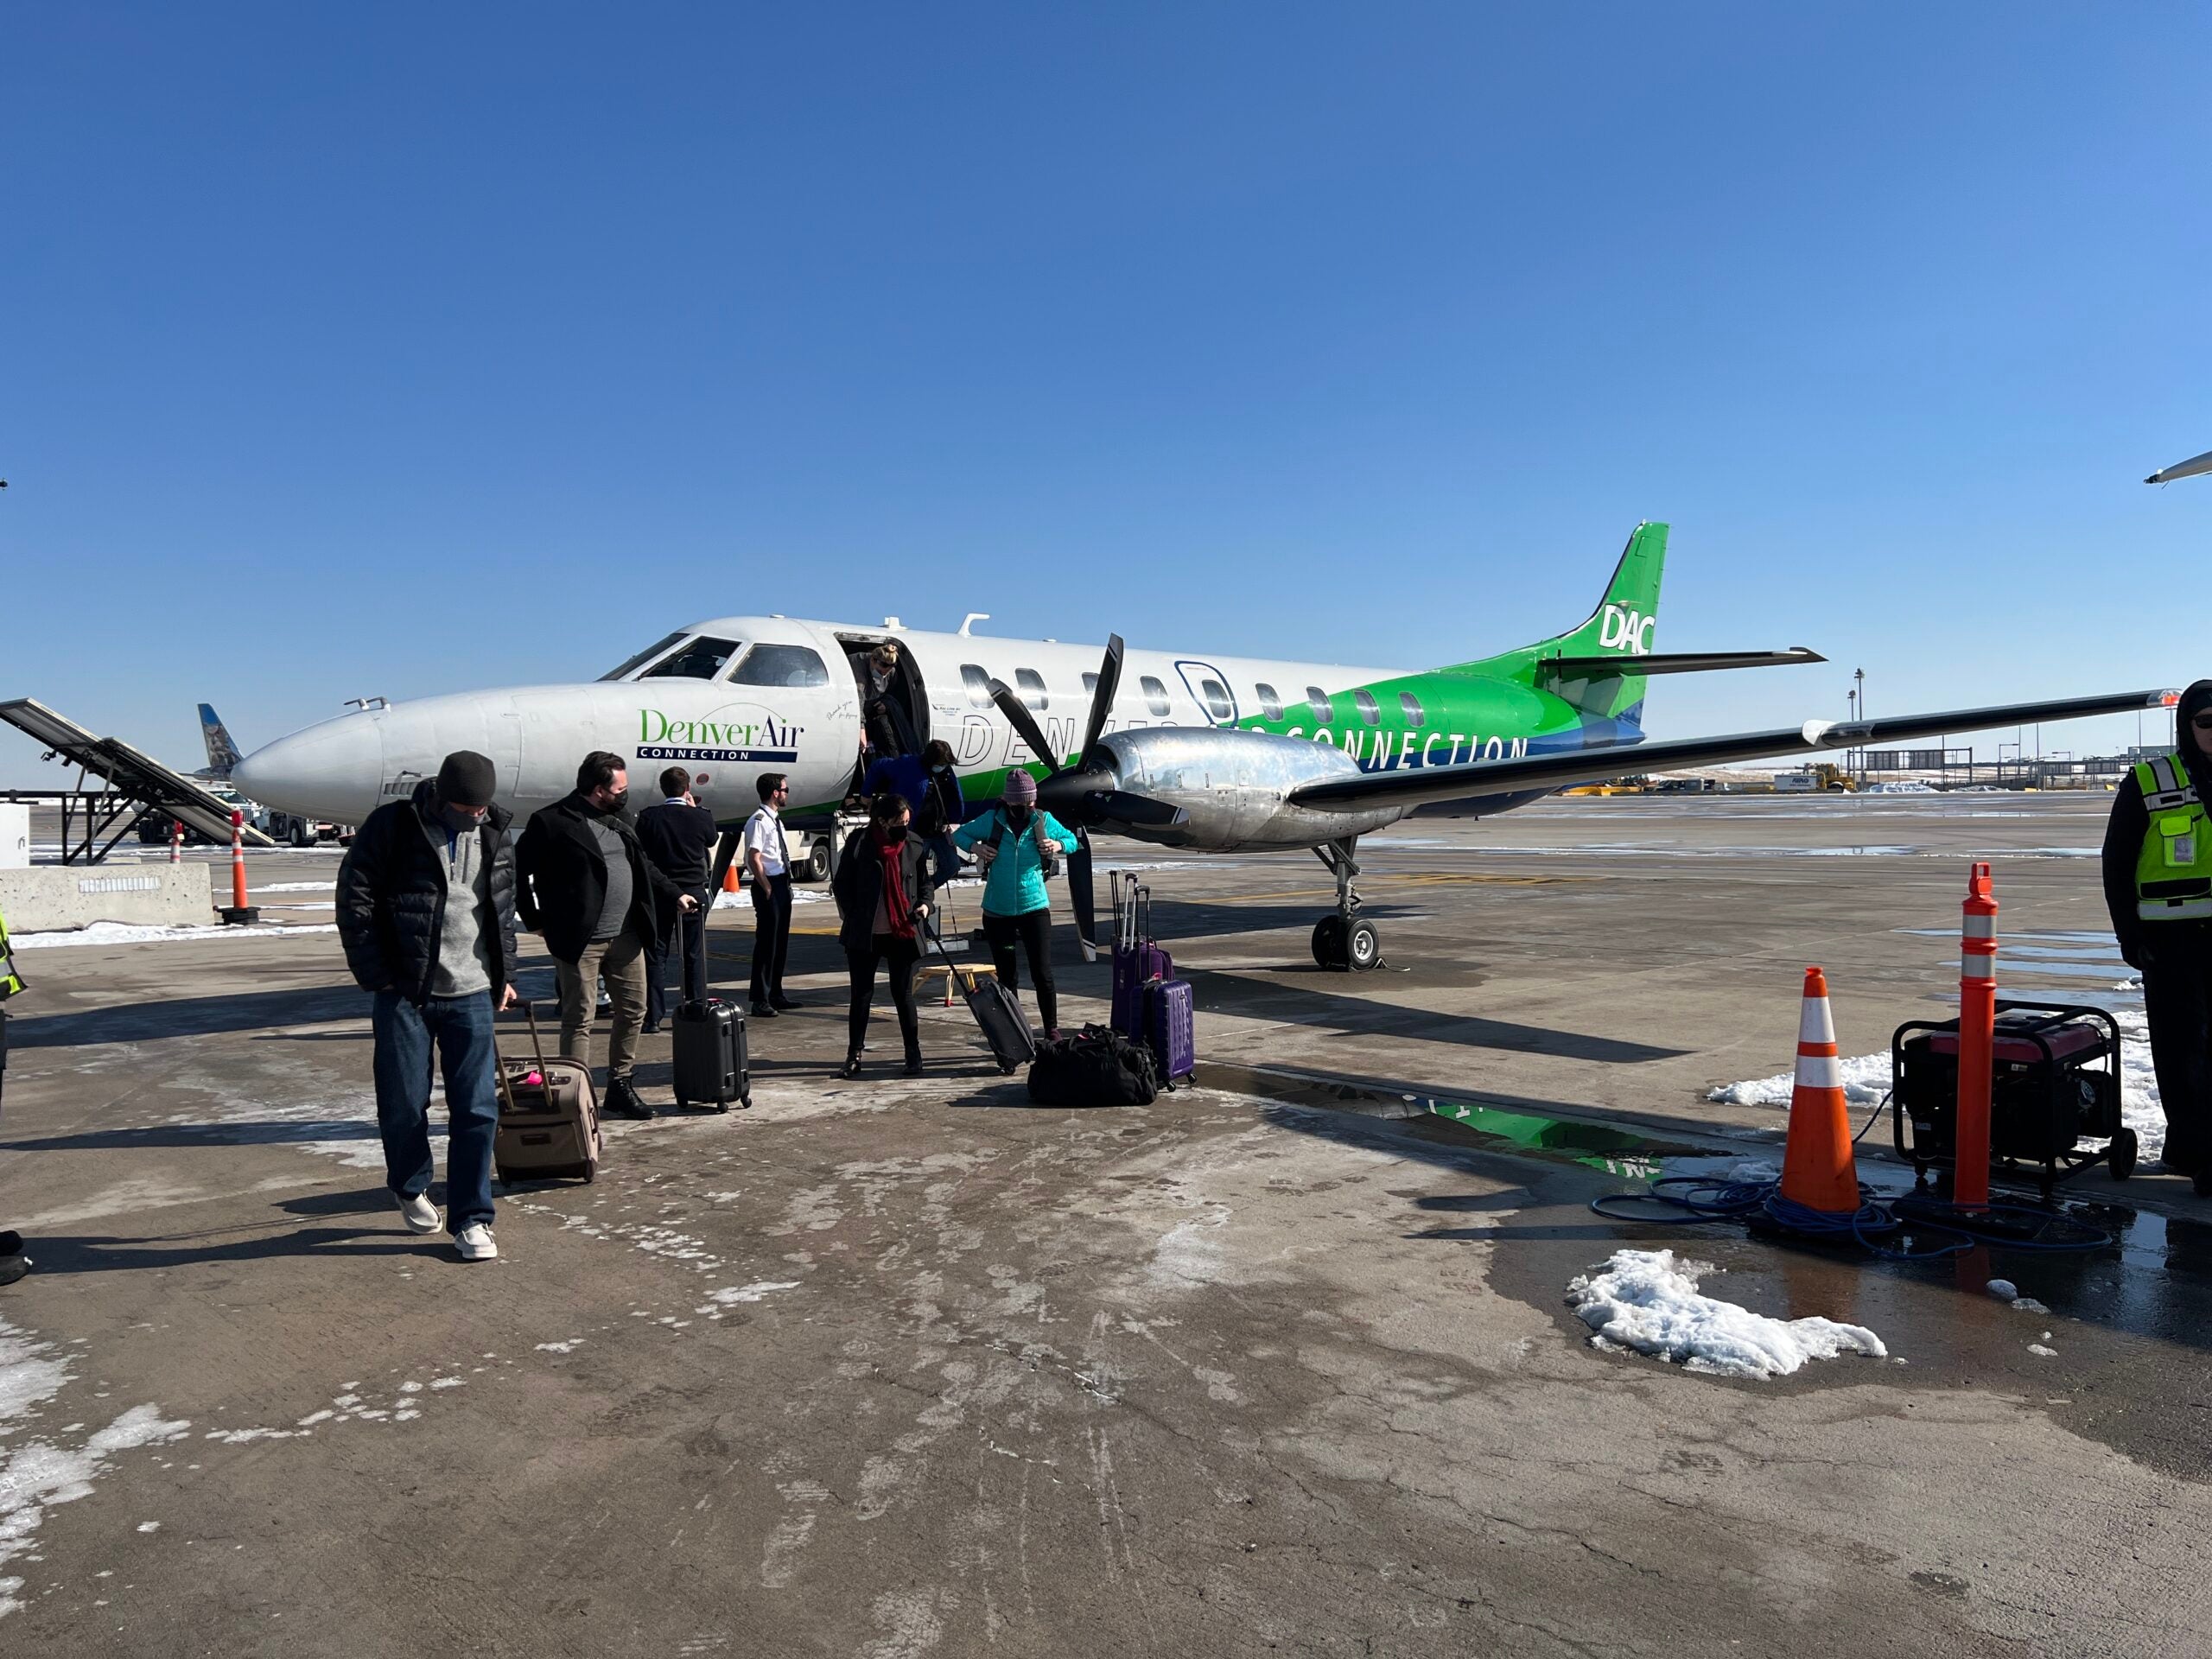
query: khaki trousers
556 929 648 1084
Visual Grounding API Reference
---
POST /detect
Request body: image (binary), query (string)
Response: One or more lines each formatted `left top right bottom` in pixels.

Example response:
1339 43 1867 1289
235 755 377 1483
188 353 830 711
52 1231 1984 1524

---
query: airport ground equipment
1593 963 2113 1257
493 1001 602 1185
1891 1005 2130 1198
671 996 747 1111
0 697 277 864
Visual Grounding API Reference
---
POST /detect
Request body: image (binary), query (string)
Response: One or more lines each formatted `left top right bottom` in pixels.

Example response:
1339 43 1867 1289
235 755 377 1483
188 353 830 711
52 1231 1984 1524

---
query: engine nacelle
1096 726 1405 850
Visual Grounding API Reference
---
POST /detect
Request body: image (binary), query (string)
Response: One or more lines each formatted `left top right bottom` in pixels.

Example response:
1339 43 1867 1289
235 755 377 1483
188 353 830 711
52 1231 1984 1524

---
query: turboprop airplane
232 523 2176 970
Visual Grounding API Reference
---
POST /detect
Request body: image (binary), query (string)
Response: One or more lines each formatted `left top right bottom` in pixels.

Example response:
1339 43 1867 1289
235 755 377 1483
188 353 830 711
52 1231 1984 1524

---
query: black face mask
1003 804 1032 828
601 789 629 815
881 823 909 843
441 804 486 836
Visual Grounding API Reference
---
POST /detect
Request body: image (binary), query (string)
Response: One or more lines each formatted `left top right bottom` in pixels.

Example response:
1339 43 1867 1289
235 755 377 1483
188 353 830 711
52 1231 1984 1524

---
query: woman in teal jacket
951 770 1077 1038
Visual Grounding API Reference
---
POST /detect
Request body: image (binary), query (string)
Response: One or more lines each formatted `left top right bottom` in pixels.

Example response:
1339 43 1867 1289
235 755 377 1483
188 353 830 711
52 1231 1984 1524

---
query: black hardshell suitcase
672 997 749 1110
926 921 1036 1074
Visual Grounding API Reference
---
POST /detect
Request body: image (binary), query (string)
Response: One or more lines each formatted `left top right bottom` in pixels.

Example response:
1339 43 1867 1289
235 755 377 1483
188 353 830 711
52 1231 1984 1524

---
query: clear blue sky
4 4 2206 785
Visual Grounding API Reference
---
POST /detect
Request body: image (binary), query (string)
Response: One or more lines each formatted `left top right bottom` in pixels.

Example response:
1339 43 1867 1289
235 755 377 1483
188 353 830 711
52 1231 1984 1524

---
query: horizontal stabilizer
1541 647 1826 679
1287 687 2178 814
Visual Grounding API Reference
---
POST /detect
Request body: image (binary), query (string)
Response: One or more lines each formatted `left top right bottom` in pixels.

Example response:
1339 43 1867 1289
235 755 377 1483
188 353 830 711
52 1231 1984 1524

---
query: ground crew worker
0 903 28 1287
2103 679 2212 1192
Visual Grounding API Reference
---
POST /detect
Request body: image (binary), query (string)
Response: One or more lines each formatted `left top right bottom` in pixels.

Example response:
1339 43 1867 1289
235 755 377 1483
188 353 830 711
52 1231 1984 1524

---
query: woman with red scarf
830 791 937 1078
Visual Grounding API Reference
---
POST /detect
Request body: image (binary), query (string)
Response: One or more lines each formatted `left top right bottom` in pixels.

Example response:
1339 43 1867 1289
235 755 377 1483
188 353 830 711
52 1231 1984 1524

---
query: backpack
986 810 1060 880
1027 1026 1160 1106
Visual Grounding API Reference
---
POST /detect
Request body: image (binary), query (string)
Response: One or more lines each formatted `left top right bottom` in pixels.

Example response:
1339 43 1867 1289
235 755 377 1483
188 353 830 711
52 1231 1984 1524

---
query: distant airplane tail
1452 522 1669 728
199 702 244 779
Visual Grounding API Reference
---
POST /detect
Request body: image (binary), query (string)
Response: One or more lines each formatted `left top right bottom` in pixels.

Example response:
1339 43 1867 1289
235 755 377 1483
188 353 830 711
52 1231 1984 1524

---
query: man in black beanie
337 748 519 1262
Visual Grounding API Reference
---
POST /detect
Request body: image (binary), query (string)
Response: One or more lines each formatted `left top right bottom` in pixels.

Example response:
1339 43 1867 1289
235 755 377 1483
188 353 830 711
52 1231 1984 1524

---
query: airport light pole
1854 668 1866 785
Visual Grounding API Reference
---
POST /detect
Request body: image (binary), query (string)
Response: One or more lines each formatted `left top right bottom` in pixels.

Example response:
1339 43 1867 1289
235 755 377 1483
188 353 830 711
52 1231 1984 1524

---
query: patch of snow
700 1281 800 1307
11 920 339 950
2028 1344 2057 1357
1566 1249 1887 1381
0 1402 192 1617
2011 1296 2050 1315
535 1340 584 1354
1708 1052 1891 1108
252 881 336 893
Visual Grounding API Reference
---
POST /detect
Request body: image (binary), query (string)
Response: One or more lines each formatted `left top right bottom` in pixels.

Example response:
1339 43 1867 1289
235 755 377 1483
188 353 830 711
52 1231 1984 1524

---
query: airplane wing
1287 687 2178 813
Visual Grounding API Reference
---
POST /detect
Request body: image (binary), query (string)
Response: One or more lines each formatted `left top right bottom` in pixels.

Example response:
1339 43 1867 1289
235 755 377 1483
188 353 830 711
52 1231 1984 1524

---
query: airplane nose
232 713 385 823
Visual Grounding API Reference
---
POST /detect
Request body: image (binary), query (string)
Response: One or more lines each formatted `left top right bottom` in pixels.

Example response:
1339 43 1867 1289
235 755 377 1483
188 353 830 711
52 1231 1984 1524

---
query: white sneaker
398 1192 441 1234
455 1224 499 1262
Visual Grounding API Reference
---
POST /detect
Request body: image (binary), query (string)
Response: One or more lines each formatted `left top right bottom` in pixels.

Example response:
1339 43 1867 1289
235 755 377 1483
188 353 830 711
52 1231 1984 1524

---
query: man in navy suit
636 766 720 1029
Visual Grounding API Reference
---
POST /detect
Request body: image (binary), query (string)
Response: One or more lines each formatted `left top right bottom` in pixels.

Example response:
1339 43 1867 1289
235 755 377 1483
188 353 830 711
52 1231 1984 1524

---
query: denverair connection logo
636 708 802 765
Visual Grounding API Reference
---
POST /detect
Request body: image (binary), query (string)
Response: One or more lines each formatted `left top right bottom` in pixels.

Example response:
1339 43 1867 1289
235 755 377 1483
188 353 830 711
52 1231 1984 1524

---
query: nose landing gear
1311 837 1380 970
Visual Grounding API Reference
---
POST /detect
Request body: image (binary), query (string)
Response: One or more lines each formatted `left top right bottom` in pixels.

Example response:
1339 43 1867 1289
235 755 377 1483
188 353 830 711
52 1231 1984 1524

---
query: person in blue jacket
951 770 1076 1038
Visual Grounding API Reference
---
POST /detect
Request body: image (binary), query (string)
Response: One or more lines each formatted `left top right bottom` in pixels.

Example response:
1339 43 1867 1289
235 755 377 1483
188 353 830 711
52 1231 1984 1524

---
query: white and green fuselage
233 525 1669 844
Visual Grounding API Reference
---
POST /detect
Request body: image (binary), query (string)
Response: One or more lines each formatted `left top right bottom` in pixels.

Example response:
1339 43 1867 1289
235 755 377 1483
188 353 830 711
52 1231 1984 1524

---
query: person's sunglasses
2192 714 2212 730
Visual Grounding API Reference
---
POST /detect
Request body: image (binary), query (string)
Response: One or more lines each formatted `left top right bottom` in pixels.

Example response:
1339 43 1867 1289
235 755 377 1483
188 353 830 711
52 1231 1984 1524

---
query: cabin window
1141 675 1172 715
1255 683 1284 721
727 643 830 688
1306 687 1332 724
1353 690 1381 725
601 631 691 682
1200 678 1234 721
642 636 743 681
1400 691 1426 728
961 664 994 708
1014 668 1049 711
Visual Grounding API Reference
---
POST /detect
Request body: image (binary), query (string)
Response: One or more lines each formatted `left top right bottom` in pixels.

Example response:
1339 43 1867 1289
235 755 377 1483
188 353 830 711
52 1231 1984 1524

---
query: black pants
645 901 708 1026
749 874 792 1007
847 934 920 1058
2141 933 2212 1169
983 908 1057 1033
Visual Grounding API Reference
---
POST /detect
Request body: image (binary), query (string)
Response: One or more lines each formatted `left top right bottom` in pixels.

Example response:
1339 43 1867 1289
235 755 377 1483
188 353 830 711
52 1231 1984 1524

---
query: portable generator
1891 1000 2134 1198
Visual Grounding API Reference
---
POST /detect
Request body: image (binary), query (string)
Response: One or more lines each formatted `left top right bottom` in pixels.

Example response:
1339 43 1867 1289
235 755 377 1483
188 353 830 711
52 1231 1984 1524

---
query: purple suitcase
1144 977 1196 1089
1111 879 1173 1040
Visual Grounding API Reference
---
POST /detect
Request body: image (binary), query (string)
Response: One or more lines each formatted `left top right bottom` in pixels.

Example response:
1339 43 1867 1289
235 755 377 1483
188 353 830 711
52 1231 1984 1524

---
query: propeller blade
987 677 1062 776
1068 830 1097 960
1079 634 1124 764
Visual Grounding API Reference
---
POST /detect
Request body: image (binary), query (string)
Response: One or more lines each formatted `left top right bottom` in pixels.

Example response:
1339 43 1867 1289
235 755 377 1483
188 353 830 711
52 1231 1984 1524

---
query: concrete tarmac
3 792 2209 1656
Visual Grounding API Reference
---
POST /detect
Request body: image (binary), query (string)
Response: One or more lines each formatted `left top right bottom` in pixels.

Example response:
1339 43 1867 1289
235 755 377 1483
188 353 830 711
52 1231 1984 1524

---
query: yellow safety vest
2133 754 2212 922
0 905 22 999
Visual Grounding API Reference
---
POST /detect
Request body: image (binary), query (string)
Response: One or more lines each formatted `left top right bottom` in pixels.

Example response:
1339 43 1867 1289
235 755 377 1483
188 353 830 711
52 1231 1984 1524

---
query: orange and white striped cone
722 859 742 895
1777 965 1860 1214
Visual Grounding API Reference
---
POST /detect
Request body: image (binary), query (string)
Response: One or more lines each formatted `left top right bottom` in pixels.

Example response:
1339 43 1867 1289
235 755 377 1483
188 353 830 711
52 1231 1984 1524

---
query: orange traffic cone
722 859 741 895
1777 966 1860 1214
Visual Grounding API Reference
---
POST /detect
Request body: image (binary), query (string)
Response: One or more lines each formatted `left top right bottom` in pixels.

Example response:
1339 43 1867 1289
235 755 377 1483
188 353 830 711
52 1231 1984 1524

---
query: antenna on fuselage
958 613 990 637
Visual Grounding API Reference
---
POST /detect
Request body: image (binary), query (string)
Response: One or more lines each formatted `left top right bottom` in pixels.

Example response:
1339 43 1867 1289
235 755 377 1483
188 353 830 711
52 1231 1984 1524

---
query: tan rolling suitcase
493 1001 603 1185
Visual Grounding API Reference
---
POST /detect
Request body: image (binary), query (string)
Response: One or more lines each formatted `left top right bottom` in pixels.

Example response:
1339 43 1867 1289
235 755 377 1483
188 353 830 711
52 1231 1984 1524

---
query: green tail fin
1448 521 1668 721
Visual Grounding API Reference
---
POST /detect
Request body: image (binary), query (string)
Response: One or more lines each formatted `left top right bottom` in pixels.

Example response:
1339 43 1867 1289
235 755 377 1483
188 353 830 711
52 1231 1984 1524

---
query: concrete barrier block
0 804 27 869
0 863 213 932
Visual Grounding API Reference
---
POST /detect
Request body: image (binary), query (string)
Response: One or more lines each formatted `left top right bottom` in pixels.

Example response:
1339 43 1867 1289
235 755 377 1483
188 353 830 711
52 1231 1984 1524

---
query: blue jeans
371 990 499 1233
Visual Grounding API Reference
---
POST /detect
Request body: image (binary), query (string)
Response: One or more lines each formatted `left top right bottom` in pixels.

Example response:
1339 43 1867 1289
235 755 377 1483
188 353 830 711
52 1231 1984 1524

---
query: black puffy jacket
514 791 687 965
336 781 518 998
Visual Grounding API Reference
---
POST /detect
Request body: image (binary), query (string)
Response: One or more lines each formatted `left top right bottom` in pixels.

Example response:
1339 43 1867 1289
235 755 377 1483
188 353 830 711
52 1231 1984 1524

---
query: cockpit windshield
599 632 689 682
640 636 743 681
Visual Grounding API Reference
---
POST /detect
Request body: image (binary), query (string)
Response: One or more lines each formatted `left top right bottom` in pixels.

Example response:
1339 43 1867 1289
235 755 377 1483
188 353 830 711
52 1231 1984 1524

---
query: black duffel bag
1027 1025 1160 1107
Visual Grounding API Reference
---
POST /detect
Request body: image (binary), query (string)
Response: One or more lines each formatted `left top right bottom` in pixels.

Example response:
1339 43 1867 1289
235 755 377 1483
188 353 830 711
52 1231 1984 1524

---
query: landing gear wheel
802 839 831 882
1312 916 1349 969
2109 1127 2138 1180
1345 918 1381 971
